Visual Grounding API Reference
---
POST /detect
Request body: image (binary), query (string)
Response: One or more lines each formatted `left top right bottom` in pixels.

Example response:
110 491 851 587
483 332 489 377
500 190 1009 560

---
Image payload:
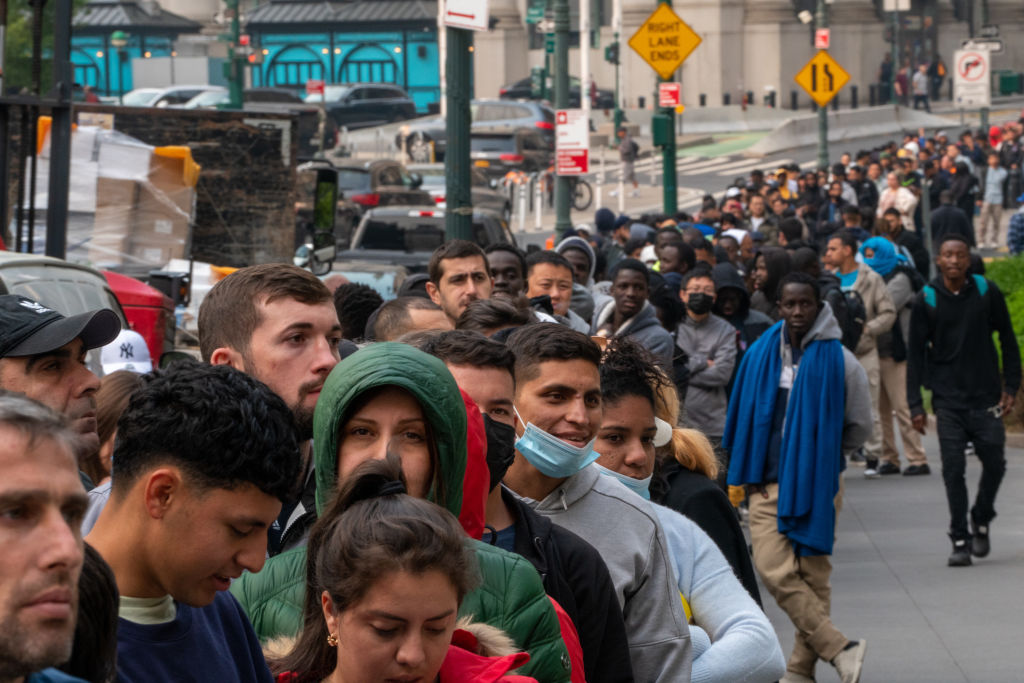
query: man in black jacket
881 207 930 280
906 234 1021 567
930 190 976 247
411 329 633 683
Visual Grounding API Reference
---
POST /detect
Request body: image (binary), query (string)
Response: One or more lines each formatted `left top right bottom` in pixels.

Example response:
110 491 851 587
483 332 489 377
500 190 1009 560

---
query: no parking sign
953 47 991 109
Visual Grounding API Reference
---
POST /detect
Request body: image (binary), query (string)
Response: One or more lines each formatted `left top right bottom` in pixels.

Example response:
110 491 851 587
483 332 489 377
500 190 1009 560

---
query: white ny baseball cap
101 329 153 375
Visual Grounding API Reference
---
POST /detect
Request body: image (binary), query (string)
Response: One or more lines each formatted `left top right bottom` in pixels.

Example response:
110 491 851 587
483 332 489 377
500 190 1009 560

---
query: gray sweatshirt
513 466 693 683
591 299 675 371
676 313 737 436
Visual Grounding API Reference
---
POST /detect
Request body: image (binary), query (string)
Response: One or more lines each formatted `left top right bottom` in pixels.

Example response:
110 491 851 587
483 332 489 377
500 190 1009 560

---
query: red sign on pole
555 109 589 175
814 29 830 49
306 79 325 96
658 82 681 107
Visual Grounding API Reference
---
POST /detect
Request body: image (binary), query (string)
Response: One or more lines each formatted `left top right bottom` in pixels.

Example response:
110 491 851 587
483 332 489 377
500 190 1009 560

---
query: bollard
617 167 625 214
851 85 858 109
811 102 817 113
767 91 777 108
518 181 527 235
869 85 877 107
596 147 605 209
534 175 543 232
699 94 706 107
746 91 754 106
638 96 646 109
723 93 730 106
790 90 798 110
831 96 839 111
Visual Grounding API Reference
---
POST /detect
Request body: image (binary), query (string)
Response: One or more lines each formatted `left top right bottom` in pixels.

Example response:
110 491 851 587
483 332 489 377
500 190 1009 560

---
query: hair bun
377 480 406 497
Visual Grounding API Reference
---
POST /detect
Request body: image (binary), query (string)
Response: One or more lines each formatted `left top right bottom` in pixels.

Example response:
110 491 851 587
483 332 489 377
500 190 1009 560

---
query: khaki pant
977 202 1005 247
878 356 928 466
857 347 882 461
749 482 849 676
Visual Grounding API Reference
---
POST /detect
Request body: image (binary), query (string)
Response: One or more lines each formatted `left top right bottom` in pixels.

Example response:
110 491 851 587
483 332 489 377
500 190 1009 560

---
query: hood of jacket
591 297 660 335
711 262 750 318
555 236 596 282
313 342 466 517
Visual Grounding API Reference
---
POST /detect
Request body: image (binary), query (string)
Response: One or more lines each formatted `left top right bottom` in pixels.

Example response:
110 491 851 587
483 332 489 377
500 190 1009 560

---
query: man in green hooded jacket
230 343 571 683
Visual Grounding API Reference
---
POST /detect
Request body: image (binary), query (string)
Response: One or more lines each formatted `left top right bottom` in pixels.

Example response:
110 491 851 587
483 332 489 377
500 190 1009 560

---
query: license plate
474 160 490 167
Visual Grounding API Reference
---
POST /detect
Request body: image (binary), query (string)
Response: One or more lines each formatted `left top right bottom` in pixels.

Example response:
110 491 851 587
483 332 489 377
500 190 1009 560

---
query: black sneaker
878 462 901 475
948 538 972 567
903 464 931 476
971 522 990 558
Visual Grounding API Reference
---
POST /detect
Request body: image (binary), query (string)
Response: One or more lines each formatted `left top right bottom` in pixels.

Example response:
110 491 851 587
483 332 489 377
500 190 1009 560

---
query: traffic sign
658 82 681 107
555 109 589 175
794 50 850 108
443 0 489 32
544 35 554 54
306 79 324 96
814 28 830 49
961 38 1003 54
953 48 991 108
628 4 702 81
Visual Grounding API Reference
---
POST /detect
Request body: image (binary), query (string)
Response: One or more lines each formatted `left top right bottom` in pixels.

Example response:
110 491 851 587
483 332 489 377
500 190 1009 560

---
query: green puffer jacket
230 343 570 683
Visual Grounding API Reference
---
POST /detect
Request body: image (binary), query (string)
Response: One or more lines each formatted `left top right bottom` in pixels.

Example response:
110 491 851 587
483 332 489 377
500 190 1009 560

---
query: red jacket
458 388 489 540
440 629 537 682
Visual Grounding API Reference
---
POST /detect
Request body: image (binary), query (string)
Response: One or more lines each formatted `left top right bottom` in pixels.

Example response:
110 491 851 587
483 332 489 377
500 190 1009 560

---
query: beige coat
851 265 896 357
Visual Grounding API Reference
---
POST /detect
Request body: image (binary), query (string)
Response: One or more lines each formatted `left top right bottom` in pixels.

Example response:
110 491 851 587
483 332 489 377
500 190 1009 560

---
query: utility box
651 114 673 147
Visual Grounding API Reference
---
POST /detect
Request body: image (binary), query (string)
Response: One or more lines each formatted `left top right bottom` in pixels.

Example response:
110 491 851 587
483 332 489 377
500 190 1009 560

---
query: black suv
305 83 417 130
332 160 433 246
499 76 615 109
470 128 552 180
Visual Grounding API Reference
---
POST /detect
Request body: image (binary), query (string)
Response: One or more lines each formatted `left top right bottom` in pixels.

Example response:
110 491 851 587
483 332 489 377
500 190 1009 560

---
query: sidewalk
760 434 1024 682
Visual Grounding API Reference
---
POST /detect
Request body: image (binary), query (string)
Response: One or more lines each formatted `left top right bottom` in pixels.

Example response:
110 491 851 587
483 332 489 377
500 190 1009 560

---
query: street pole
816 0 828 170
580 0 590 120
46 0 72 259
553 0 571 236
612 0 623 134
438 2 446 116
892 10 900 107
445 25 473 240
657 4 676 214
0 0 6 95
226 0 242 108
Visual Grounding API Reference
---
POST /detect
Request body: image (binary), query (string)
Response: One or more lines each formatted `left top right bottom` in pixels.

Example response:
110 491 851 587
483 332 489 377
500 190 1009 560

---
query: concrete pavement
761 434 1024 682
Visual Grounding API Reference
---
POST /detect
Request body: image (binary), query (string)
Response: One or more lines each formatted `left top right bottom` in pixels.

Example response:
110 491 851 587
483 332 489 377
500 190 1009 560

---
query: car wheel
407 133 433 163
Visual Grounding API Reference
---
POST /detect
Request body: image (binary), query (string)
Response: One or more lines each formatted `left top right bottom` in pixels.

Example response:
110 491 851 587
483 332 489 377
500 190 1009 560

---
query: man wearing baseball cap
0 294 121 463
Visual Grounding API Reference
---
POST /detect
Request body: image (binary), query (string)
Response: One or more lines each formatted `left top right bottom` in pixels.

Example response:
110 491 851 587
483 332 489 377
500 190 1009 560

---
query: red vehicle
103 270 174 366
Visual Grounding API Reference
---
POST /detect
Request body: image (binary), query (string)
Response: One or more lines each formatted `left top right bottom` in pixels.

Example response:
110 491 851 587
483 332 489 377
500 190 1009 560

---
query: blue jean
935 407 1006 539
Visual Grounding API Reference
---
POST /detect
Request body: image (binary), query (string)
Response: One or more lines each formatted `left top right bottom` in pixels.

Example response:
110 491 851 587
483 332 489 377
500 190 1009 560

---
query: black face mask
483 414 517 491
687 292 714 315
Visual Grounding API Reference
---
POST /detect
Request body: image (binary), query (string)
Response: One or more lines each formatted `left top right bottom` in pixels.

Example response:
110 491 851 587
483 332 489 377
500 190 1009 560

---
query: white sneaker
863 467 880 479
832 640 867 683
609 189 620 197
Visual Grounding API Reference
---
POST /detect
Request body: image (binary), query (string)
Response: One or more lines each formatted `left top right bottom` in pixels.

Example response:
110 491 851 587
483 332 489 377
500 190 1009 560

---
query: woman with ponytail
271 457 536 683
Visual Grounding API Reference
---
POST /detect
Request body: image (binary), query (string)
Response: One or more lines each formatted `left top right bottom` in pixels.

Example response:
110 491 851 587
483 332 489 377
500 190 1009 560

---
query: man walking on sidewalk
612 128 639 198
912 64 930 112
906 234 1021 567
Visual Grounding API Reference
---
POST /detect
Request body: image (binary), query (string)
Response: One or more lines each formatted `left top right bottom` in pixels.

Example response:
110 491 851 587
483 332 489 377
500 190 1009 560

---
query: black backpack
819 274 867 352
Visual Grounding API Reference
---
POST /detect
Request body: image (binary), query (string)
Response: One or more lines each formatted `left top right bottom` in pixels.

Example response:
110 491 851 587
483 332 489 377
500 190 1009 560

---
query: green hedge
985 255 1024 352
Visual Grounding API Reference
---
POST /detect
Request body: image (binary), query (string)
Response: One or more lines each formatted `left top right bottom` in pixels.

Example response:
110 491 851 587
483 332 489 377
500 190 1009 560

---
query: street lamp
110 30 129 104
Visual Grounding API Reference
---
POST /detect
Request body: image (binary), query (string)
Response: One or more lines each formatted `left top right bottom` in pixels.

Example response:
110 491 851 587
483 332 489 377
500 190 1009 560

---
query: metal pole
596 146 604 207
0 0 6 95
553 0 571 236
816 0 828 171
227 0 242 108
612 0 622 133
46 0 73 259
438 1 446 117
580 0 591 120
893 11 900 107
445 26 474 240
657 1 676 215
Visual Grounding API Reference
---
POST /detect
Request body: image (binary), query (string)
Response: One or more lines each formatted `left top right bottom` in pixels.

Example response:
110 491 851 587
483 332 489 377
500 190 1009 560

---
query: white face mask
593 463 652 500
512 406 600 479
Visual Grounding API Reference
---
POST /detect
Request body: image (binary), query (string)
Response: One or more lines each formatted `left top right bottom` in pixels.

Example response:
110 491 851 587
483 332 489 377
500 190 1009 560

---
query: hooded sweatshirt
231 344 571 683
676 312 738 437
555 236 613 323
590 298 675 370
511 465 694 682
712 262 773 351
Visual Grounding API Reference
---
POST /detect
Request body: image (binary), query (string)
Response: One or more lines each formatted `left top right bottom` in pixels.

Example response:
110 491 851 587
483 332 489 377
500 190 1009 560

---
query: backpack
819 274 867 352
918 274 991 388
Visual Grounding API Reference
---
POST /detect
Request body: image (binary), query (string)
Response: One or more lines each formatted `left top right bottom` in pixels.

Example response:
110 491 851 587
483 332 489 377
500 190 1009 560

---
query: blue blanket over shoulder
723 320 845 556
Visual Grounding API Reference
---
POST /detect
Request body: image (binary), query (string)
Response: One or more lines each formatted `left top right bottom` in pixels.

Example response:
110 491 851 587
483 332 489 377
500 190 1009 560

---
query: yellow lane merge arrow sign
628 4 702 81
795 50 850 108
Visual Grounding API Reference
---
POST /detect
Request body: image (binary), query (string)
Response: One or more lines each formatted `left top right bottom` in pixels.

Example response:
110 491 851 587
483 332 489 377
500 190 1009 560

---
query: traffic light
604 42 619 65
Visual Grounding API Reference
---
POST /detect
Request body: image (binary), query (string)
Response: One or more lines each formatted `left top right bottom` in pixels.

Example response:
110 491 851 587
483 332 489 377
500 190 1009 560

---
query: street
763 433 1024 682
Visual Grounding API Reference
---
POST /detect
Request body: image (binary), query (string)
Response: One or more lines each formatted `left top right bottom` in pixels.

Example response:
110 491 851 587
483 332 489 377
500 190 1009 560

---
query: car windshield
337 169 372 191
355 217 446 252
471 136 517 153
122 89 161 106
306 86 350 103
182 89 228 108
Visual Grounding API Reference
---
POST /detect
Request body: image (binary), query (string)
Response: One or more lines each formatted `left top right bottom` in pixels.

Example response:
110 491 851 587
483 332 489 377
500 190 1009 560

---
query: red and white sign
443 0 490 32
658 82 681 108
555 108 589 175
814 28 830 49
953 48 991 108
305 79 325 96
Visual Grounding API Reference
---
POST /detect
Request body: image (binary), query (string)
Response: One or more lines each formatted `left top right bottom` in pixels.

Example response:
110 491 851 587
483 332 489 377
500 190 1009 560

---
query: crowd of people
0 123 1022 683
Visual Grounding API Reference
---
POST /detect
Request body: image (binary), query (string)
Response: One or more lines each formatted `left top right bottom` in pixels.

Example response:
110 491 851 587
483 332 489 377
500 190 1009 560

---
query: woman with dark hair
59 545 120 683
592 339 784 683
84 370 144 486
749 247 792 321
272 458 535 683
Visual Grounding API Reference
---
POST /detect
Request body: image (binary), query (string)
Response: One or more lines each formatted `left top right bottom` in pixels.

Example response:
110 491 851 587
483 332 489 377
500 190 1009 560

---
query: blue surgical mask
513 407 600 479
593 463 653 500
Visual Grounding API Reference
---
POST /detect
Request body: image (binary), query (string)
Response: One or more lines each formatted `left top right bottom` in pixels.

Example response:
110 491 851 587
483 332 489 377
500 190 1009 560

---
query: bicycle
569 177 593 211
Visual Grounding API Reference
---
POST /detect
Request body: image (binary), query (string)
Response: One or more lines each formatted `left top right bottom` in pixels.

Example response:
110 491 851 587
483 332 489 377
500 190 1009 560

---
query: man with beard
0 395 89 683
0 295 120 489
426 240 494 324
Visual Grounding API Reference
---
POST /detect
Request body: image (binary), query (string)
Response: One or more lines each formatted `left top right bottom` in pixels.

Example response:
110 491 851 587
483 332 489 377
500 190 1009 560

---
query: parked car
396 99 555 163
336 206 516 274
407 163 512 221
499 76 615 109
180 86 338 158
328 160 433 247
470 128 552 181
304 83 417 130
121 85 221 107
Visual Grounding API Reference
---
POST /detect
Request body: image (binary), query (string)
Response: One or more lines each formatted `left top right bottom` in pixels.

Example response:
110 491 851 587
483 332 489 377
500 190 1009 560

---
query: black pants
935 407 1006 540
912 94 930 112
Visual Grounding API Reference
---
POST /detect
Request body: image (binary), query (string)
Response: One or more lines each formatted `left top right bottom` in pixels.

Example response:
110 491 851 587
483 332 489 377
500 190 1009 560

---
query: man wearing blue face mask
503 324 694 683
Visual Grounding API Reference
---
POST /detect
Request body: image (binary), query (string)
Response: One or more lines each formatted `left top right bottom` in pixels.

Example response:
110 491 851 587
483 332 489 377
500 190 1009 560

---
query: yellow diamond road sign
795 50 850 108
628 4 702 81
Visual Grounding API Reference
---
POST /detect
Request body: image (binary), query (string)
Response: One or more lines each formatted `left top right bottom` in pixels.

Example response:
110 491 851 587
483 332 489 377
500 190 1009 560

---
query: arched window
71 48 101 88
337 43 398 83
266 44 326 87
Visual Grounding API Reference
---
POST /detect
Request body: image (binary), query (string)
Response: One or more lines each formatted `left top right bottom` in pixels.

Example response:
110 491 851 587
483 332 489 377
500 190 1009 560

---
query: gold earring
326 633 338 647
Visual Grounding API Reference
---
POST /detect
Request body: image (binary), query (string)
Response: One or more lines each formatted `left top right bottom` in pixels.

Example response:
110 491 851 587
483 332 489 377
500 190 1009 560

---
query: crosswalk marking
714 158 793 177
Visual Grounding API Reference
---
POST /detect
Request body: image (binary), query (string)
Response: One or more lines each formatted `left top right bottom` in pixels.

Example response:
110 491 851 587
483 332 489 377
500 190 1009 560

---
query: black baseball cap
0 295 121 359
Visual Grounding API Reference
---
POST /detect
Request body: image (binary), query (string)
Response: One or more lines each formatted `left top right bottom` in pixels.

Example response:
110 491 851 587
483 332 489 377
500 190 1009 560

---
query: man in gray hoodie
591 258 674 371
555 235 612 324
503 323 693 683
